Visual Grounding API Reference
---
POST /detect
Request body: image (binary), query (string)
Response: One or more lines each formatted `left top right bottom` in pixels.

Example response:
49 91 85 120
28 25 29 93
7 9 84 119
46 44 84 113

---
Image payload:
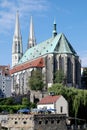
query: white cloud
0 0 49 35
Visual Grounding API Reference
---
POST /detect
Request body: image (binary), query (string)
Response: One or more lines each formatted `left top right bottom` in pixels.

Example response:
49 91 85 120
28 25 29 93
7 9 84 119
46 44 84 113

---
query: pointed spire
14 11 21 38
12 11 23 67
52 20 57 37
28 16 36 49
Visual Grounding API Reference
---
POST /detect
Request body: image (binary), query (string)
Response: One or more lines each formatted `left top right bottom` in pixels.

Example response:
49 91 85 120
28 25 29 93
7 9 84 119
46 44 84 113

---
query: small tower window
19 56 20 61
15 56 17 59
18 42 20 53
15 43 17 53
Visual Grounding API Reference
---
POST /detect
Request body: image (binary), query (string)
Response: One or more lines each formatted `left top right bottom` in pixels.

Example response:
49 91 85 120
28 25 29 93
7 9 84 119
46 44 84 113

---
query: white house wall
37 104 54 110
56 96 68 116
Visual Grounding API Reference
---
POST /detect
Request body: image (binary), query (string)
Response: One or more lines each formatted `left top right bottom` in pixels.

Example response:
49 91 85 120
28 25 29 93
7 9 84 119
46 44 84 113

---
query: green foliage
0 97 14 105
0 97 36 113
81 68 87 88
83 91 87 106
22 97 30 106
54 70 66 84
28 69 44 90
0 102 36 113
0 105 25 113
73 95 80 116
30 102 36 108
4 97 14 105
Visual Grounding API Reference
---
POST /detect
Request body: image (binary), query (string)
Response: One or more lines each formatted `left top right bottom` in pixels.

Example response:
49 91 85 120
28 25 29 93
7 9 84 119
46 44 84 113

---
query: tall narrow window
67 57 72 83
59 56 64 72
18 42 20 53
15 43 17 53
60 106 63 113
61 57 64 71
59 55 62 69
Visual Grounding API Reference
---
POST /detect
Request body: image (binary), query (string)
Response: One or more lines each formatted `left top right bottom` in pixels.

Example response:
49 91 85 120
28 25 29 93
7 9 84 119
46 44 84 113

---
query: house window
60 106 63 113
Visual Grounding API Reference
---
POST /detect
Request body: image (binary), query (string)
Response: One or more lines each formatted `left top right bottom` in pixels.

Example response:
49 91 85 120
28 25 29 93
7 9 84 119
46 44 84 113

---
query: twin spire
12 11 57 67
14 11 36 49
14 11 57 50
14 11 57 51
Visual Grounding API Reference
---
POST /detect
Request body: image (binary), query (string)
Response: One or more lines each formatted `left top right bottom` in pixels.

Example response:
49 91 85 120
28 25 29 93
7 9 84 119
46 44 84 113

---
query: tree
4 97 14 105
22 97 30 106
54 69 66 85
81 68 87 89
28 69 44 91
48 83 87 120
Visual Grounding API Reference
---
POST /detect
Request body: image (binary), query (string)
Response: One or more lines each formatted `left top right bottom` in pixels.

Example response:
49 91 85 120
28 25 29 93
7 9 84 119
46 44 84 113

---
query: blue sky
0 0 87 67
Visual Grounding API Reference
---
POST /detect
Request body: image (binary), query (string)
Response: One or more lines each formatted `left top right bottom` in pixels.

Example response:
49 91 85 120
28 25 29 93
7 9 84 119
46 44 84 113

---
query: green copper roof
18 33 77 65
56 33 77 54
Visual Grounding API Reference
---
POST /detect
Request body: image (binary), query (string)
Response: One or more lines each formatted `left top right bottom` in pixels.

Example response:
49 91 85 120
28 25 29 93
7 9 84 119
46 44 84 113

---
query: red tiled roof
10 58 45 74
38 95 61 104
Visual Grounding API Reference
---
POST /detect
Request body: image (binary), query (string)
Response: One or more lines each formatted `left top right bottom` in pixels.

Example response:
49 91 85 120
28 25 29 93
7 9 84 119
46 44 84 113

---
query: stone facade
1 114 86 130
11 52 81 101
1 114 67 130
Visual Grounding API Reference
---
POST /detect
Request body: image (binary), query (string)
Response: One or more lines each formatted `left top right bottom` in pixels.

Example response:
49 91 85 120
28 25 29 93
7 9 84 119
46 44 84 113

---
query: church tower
12 11 23 67
27 16 36 49
52 20 57 37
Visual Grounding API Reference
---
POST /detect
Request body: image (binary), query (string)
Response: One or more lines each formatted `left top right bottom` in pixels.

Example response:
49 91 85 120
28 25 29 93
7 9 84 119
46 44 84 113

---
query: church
10 12 81 100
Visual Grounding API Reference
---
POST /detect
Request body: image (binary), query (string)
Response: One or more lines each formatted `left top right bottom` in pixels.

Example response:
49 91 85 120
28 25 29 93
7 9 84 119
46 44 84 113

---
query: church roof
10 58 45 74
18 33 77 65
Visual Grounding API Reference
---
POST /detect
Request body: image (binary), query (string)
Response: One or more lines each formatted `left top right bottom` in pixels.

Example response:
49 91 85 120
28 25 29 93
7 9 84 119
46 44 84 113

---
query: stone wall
1 114 67 130
1 114 86 130
33 114 67 130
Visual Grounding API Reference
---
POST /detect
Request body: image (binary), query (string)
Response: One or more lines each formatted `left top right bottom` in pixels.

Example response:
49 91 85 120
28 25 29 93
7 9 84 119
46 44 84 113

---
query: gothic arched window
67 57 72 83
59 55 64 72
15 43 17 53
18 42 20 53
